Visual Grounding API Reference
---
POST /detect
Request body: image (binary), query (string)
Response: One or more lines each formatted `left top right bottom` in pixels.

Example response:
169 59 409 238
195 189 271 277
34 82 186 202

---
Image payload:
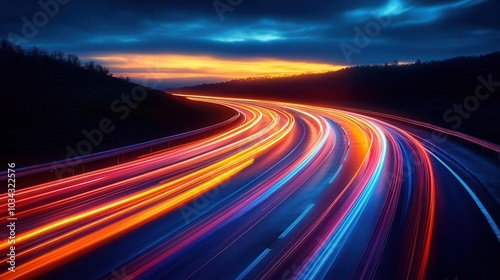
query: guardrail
0 112 241 182
347 108 500 160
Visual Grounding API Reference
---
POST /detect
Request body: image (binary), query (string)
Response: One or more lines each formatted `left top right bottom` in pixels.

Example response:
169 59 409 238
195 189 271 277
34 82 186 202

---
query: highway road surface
1 95 499 279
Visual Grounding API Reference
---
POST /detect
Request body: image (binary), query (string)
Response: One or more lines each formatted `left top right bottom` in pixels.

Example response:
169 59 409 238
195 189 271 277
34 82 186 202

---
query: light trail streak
1 95 498 279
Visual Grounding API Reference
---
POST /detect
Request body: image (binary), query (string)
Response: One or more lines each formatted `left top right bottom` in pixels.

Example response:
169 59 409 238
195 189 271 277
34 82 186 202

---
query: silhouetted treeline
177 52 500 144
1 41 235 166
0 39 110 76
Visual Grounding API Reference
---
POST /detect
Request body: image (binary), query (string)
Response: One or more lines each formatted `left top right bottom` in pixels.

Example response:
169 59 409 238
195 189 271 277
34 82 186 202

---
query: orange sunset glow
91 54 345 83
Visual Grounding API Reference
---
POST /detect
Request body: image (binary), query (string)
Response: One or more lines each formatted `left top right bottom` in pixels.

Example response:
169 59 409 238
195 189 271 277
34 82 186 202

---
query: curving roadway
1 95 499 280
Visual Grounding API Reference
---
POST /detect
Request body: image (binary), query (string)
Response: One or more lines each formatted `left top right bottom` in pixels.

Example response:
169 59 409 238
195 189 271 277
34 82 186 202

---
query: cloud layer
1 0 499 87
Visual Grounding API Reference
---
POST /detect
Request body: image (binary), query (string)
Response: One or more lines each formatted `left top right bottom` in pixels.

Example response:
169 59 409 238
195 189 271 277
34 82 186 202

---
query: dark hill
1 41 235 166
175 52 500 144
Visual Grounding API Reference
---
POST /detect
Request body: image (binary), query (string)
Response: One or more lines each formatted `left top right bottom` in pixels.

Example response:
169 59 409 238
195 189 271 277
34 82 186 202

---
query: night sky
2 0 499 87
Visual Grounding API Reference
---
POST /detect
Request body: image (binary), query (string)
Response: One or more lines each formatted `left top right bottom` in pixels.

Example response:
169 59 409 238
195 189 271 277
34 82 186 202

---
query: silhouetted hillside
175 53 500 144
1 41 236 166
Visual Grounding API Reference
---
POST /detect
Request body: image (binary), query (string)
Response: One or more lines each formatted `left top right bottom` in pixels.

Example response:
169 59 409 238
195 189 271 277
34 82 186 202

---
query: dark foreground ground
174 52 500 145
1 45 235 166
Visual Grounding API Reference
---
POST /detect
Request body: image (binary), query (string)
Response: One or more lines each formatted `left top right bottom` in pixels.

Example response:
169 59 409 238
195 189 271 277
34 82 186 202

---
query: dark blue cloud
1 0 498 67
